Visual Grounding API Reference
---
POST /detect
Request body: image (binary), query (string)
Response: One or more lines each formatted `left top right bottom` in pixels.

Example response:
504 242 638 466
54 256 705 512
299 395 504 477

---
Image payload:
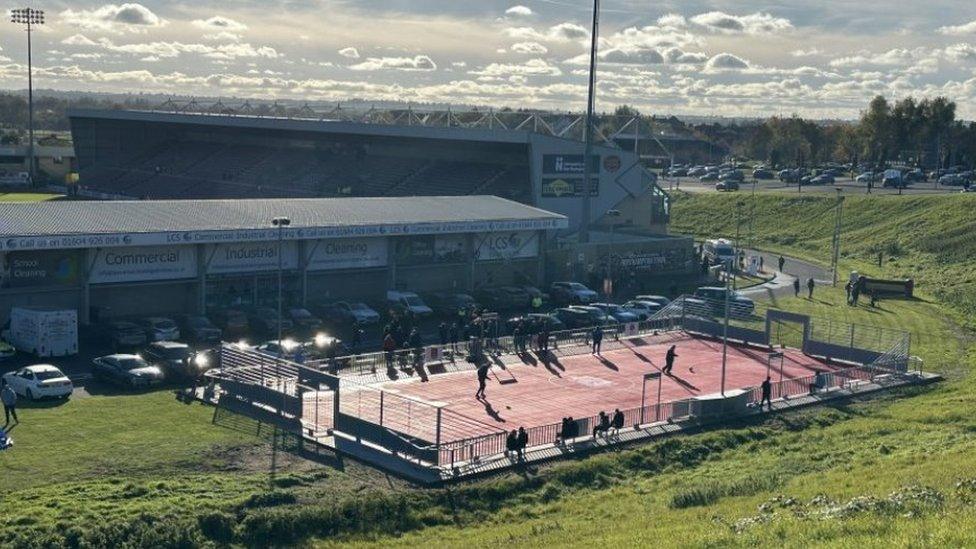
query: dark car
716 180 740 191
315 301 382 326
475 286 528 311
247 307 294 335
97 320 148 349
592 303 640 323
288 307 323 333
550 282 599 306
426 292 479 316
693 287 756 317
174 314 222 345
719 170 744 182
92 354 164 388
753 168 774 180
699 172 719 182
144 341 208 380
506 313 565 334
212 308 249 336
551 307 592 329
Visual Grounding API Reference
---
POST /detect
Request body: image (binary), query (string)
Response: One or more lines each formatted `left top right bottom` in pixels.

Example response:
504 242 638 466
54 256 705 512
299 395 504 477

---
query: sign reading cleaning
307 237 387 271
90 245 197 284
207 242 299 274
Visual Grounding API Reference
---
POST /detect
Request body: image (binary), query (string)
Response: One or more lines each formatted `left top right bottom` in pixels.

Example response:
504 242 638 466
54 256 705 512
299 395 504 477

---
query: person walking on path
663 345 678 375
793 277 801 297
807 277 815 299
778 256 785 273
475 362 490 399
2 384 18 425
591 325 603 355
760 376 773 411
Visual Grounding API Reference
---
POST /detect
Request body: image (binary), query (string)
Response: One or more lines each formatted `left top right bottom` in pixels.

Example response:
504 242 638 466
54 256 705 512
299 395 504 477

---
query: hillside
670 192 976 325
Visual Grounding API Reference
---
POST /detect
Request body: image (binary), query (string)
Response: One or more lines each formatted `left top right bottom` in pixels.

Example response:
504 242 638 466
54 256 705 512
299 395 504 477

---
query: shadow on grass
211 405 345 470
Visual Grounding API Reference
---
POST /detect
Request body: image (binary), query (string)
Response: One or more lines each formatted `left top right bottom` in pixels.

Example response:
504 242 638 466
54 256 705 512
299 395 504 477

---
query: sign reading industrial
475 232 539 261
307 237 388 271
89 245 197 284
206 241 299 274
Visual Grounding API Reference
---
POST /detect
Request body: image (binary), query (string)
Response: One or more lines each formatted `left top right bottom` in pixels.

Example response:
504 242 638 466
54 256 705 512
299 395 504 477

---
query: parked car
716 180 740 191
882 169 905 188
316 301 381 326
568 305 610 326
212 308 249 335
247 307 294 335
0 339 15 360
809 174 834 185
939 174 968 186
752 168 774 180
621 300 663 320
551 307 592 329
634 294 671 307
92 354 164 388
255 338 304 359
693 287 756 317
288 307 323 332
856 172 880 183
699 172 719 182
385 291 434 317
592 303 640 323
520 286 548 307
97 320 148 349
506 313 565 334
138 317 181 342
174 315 222 345
550 282 599 305
475 287 527 311
427 292 478 316
719 170 744 182
144 341 208 380
1 364 73 400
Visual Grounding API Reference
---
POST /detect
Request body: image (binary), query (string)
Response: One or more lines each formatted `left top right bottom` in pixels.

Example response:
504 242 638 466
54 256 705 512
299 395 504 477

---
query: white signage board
90 245 197 284
307 237 388 271
475 232 539 261
206 241 299 274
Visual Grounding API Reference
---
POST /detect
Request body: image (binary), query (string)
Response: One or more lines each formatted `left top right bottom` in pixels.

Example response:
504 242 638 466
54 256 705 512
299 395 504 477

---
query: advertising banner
433 234 468 263
307 237 388 271
90 245 197 284
542 154 600 174
541 177 599 197
475 232 539 261
206 241 299 274
395 237 435 266
1 250 82 288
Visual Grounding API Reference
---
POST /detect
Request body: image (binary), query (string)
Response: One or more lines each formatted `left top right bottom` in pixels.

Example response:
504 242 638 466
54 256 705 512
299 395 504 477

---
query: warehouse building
0 196 566 325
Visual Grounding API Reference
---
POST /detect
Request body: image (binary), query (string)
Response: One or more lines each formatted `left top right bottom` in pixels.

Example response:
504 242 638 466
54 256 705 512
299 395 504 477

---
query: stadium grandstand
68 104 671 234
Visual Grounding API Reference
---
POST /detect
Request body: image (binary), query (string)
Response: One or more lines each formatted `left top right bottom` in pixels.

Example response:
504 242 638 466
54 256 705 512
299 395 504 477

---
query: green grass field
1 192 974 547
0 192 64 203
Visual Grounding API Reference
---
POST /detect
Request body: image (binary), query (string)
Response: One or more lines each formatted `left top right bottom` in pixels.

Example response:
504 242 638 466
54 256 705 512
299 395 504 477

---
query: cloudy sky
1 1 975 119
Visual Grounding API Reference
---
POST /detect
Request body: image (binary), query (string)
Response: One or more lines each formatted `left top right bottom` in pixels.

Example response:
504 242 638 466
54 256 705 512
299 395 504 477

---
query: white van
386 291 434 317
703 239 736 266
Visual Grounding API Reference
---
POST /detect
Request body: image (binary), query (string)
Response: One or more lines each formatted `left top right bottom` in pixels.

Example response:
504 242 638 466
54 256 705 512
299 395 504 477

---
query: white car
1 364 73 400
139 317 181 342
622 300 664 320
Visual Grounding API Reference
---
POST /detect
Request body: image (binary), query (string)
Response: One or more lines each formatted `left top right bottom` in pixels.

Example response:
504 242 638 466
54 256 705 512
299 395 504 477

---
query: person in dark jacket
793 277 801 297
760 376 772 411
516 426 528 459
2 385 18 425
664 345 678 375
807 277 815 299
591 325 603 355
475 362 490 399
610 408 624 435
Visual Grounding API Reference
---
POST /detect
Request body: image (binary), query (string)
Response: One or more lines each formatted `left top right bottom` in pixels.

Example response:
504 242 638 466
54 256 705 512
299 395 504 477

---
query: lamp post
272 217 291 356
605 209 621 297
579 0 601 244
830 188 844 286
9 7 44 186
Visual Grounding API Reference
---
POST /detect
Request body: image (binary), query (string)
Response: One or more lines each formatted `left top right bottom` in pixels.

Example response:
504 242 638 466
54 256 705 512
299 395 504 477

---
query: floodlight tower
579 0 600 243
9 7 44 186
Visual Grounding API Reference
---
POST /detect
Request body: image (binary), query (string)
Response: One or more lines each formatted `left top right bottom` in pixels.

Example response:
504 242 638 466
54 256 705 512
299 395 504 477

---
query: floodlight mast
9 8 44 187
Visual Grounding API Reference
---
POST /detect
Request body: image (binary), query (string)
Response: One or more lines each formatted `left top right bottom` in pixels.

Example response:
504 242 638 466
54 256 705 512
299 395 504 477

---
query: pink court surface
373 332 841 443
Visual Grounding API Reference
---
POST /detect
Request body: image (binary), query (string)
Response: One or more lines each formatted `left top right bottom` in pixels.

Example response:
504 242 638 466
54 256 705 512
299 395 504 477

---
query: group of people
505 427 528 459
510 319 552 355
592 409 625 438
844 276 877 307
792 277 817 299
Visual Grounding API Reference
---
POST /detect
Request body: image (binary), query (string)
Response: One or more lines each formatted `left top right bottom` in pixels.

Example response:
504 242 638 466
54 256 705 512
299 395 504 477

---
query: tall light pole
272 217 291 354
830 189 844 286
10 7 44 186
604 209 620 297
579 0 601 244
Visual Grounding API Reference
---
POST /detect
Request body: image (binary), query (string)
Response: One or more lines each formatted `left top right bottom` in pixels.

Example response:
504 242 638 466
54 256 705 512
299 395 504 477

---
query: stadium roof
0 196 567 252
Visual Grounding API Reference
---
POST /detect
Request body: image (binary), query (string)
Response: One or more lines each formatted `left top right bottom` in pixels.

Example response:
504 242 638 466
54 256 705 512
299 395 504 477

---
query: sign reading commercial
542 154 600 175
541 177 599 198
1 250 81 288
206 242 298 275
89 245 196 284
307 237 387 271
475 232 539 261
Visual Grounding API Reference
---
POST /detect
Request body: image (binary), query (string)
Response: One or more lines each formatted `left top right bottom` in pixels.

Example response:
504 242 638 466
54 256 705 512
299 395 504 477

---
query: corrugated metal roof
0 196 565 237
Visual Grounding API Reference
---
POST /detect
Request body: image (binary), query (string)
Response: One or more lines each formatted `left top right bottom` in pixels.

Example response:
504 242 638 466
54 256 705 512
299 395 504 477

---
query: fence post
379 390 385 427
850 323 855 348
435 407 443 449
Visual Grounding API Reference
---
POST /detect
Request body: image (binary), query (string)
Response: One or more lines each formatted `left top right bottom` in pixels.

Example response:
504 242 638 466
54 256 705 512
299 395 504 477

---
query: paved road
737 249 833 305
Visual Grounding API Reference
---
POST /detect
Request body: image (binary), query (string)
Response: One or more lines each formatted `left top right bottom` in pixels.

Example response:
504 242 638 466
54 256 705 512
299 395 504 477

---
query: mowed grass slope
0 192 64 202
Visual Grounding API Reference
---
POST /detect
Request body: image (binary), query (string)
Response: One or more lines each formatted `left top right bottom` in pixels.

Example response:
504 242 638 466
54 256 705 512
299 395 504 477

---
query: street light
271 217 291 355
9 7 44 186
604 209 621 297
579 0 601 244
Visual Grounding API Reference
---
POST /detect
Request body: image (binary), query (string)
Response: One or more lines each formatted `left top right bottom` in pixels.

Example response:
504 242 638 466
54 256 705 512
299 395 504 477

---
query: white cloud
63 36 280 60
550 22 589 41
704 53 750 72
338 47 360 59
192 16 247 32
791 48 823 57
829 48 921 68
203 32 243 42
349 55 436 71
938 20 976 36
511 42 547 54
690 11 792 35
944 43 976 62
60 3 164 34
470 58 562 77
505 22 589 43
656 14 687 28
505 5 533 16
62 34 99 47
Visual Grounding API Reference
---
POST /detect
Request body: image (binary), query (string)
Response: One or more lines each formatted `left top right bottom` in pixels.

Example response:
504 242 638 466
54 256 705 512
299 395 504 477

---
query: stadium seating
78 139 531 201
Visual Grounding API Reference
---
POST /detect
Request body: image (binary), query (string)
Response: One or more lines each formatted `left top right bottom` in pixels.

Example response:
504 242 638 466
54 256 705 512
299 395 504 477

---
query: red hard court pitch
375 332 839 443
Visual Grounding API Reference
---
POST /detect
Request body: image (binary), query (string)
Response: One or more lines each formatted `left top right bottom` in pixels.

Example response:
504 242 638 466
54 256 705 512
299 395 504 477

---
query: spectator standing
778 256 786 272
351 323 364 355
845 281 853 305
793 277 801 297
807 277 815 299
382 332 397 371
760 376 772 411
591 325 603 355
2 385 17 425
505 430 517 457
516 427 529 459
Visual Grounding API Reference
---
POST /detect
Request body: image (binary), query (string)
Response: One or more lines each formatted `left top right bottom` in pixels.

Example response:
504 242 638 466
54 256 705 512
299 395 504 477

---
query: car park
634 294 671 306
138 317 180 342
385 291 434 317
174 315 222 344
592 303 640 323
716 180 739 191
143 341 208 380
939 174 968 186
288 307 324 332
98 320 148 349
621 300 663 320
856 172 880 183
551 307 593 329
882 169 905 188
1 364 73 400
809 174 834 185
316 301 381 326
699 172 719 182
693 287 756 317
719 170 744 182
752 168 774 179
506 313 565 334
212 308 249 336
92 354 165 388
475 287 527 311
521 286 548 307
427 292 478 316
569 305 610 326
550 282 599 305
247 307 294 335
